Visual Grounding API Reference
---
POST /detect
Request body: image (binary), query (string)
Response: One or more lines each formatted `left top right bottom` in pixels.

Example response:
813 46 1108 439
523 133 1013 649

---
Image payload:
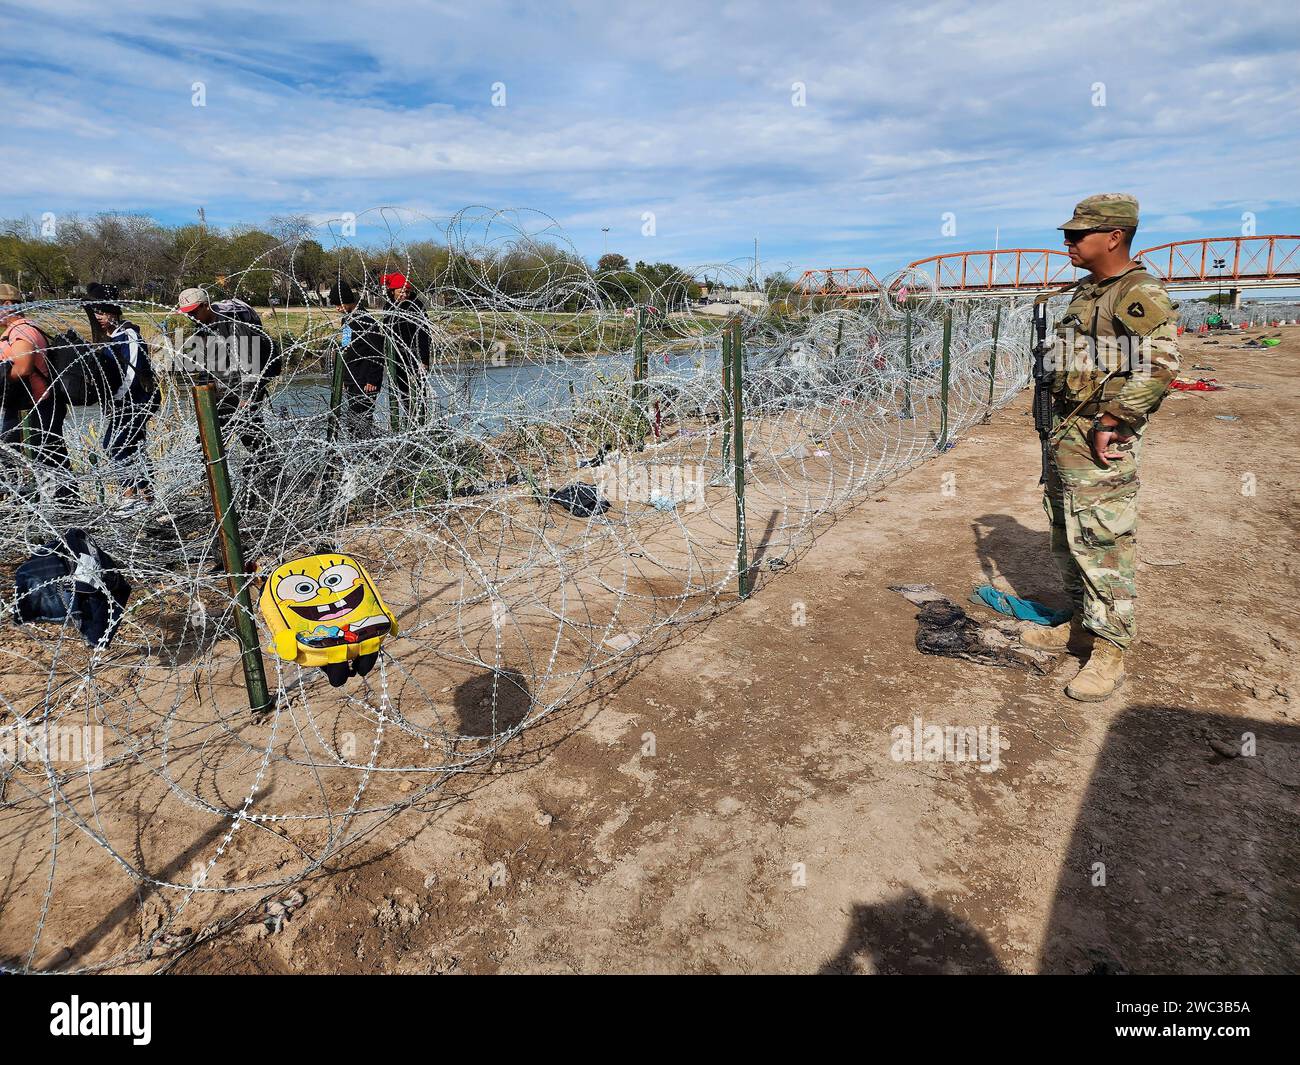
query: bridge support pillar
1229 288 1242 309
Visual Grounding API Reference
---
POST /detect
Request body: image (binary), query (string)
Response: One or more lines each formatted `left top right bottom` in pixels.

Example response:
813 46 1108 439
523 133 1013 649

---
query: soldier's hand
1089 427 1132 468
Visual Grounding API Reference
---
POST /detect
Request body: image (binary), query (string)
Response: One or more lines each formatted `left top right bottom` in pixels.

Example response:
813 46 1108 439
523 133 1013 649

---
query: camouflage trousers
1042 408 1143 650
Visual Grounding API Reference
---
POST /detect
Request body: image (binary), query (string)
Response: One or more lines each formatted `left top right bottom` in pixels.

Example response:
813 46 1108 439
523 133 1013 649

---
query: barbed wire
1175 300 1300 330
0 207 1037 971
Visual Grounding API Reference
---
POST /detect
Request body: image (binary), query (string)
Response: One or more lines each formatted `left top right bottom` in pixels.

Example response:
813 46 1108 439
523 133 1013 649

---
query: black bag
548 482 609 518
45 327 111 405
16 528 132 648
131 339 158 400
104 322 158 404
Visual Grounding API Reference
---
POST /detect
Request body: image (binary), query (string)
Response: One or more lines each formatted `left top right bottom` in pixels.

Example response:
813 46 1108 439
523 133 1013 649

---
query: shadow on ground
821 705 1299 974
972 512 1064 606
818 889 1005 974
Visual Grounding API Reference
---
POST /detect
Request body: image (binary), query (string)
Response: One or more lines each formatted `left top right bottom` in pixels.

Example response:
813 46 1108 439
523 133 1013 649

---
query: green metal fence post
986 303 1002 412
327 341 346 444
193 383 273 716
902 303 914 419
633 306 646 396
384 332 401 434
731 317 750 600
938 307 952 450
633 305 648 444
721 327 732 471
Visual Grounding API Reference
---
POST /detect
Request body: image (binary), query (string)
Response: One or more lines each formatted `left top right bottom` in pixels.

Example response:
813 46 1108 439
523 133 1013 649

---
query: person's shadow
1038 705 1300 974
971 512 1063 605
818 889 1006 974
818 706 1300 975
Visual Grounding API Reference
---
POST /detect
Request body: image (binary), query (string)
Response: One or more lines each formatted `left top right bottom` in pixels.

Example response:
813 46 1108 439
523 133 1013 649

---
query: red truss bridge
796 235 1300 302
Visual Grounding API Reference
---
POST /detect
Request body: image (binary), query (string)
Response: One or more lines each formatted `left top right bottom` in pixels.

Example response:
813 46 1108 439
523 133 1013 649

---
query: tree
0 217 75 296
764 271 797 299
223 227 282 303
633 261 700 311
0 211 701 308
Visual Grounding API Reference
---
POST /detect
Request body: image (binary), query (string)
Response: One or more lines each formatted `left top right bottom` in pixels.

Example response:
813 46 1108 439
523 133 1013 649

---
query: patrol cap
1059 193 1139 230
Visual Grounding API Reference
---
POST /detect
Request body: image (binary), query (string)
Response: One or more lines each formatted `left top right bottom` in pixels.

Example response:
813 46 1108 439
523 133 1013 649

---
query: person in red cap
380 272 431 426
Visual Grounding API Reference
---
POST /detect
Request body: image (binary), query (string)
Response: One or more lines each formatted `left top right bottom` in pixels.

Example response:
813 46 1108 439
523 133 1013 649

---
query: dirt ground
13 328 1299 975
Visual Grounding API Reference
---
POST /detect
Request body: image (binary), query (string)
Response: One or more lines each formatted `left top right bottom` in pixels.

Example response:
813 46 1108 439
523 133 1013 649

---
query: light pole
1214 256 1226 311
601 227 610 258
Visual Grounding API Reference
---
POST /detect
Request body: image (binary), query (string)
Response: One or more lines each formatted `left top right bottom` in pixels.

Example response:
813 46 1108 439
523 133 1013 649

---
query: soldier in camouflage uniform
1020 194 1180 701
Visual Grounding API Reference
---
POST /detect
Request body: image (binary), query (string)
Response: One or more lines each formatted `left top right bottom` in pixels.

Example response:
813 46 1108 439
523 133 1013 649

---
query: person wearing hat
0 282 73 495
86 283 159 501
334 279 385 437
380 272 431 426
174 285 281 460
1020 194 1180 701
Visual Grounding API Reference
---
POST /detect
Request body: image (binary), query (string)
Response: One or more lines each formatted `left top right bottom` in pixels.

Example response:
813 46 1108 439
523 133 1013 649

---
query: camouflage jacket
1049 262 1180 429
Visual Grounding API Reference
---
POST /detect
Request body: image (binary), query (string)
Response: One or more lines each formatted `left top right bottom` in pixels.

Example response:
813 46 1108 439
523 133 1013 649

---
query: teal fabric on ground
972 584 1071 626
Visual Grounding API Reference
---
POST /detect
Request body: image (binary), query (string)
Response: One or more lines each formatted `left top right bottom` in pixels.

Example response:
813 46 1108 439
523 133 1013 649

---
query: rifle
1031 293 1054 485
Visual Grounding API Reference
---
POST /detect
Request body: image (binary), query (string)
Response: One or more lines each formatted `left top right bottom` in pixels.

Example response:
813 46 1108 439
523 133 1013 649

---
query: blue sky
2 0 1297 280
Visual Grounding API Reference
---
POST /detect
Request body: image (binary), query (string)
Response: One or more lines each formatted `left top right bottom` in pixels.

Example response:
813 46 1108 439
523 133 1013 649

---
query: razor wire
1176 300 1300 330
0 207 1038 972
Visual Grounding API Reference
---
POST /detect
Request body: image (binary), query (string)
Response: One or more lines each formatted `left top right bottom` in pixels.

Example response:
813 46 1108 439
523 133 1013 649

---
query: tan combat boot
1020 615 1093 653
1065 641 1126 702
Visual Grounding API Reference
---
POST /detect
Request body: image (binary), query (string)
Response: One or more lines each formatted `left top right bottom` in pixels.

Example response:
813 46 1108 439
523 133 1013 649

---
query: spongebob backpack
259 551 397 687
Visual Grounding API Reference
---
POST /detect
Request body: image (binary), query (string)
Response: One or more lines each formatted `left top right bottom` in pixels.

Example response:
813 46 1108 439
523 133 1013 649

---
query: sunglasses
1064 228 1119 245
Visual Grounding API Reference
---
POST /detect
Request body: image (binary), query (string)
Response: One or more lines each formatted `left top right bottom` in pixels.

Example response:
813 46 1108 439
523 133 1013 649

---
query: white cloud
0 0 1295 274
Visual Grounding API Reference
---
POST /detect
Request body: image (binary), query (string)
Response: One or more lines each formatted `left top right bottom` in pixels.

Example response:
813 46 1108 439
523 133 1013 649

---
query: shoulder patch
1115 279 1175 334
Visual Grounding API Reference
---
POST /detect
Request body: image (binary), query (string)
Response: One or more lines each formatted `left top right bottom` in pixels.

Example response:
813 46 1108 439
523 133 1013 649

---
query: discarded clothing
648 492 682 512
890 584 1053 674
15 528 131 647
546 482 609 518
1170 378 1224 392
971 584 1070 627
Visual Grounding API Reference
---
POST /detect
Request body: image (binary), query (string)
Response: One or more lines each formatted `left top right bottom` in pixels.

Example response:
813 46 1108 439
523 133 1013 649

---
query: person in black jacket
335 280 384 437
380 272 431 427
86 283 159 501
